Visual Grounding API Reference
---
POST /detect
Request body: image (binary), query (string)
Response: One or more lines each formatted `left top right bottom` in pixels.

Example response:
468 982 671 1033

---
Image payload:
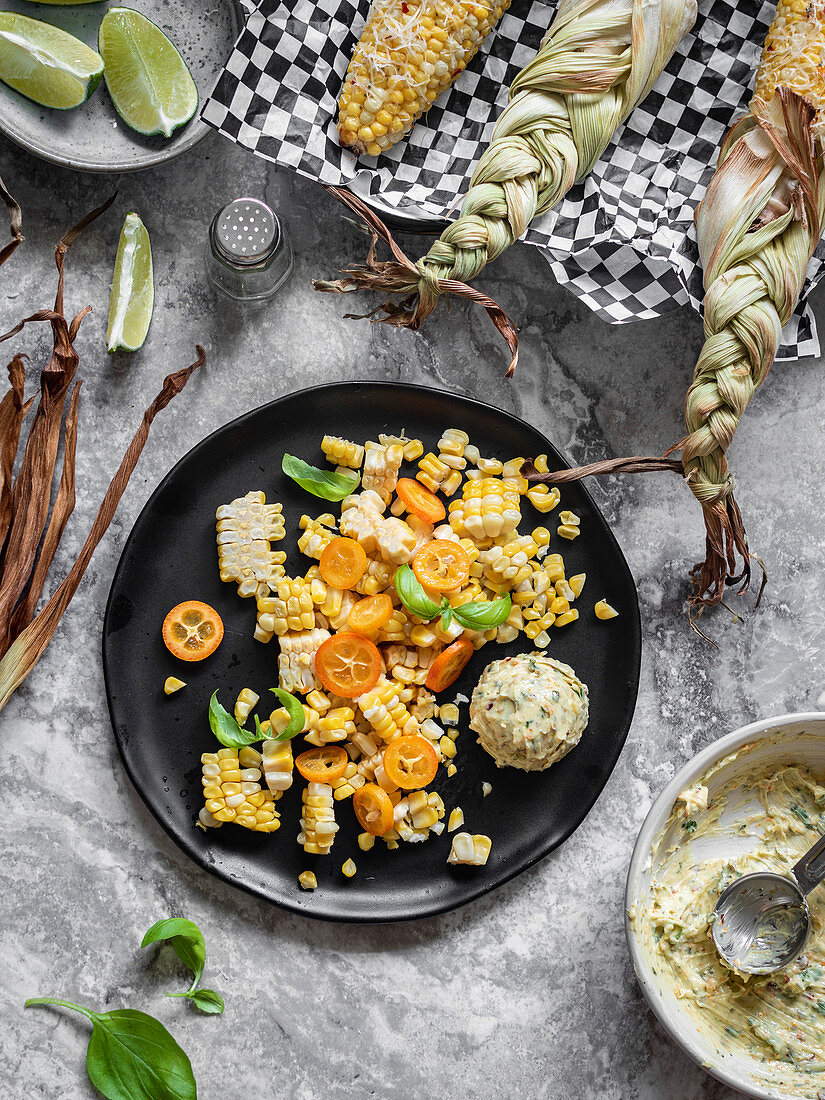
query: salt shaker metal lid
212 197 280 267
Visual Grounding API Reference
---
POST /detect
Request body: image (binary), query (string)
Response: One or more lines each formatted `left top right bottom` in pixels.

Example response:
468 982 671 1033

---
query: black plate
103 382 641 922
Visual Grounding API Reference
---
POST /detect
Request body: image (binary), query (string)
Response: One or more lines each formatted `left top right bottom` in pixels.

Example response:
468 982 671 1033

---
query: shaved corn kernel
448 832 492 866
164 676 186 695
555 609 579 627
341 858 357 878
595 599 619 620
448 807 464 831
298 871 318 890
558 510 580 527
557 524 580 541
439 703 459 726
234 687 259 726
358 832 375 851
482 781 492 797
447 763 457 777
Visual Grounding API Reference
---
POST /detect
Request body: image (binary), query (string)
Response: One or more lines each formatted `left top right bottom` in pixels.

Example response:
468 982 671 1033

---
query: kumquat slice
162 600 224 662
395 478 446 525
412 539 470 593
314 631 382 698
347 593 393 637
352 783 394 835
320 536 367 590
383 735 439 791
295 745 349 784
425 637 474 693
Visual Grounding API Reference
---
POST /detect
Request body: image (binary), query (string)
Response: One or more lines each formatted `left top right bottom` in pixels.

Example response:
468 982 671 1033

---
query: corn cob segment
752 0 825 139
298 782 338 854
257 577 317 641
357 676 420 741
216 490 287 598
338 0 511 158
278 627 331 694
201 749 281 832
447 832 491 865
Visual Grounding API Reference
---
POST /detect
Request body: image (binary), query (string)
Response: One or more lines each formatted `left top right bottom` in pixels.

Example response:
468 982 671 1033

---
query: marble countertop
3 128 824 1100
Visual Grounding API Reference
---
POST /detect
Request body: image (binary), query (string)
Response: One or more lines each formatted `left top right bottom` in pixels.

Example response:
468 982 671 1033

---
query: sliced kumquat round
162 600 224 662
383 735 439 790
412 539 470 593
320 536 367 590
347 593 393 637
395 478 446 525
295 745 349 784
314 631 382 698
353 783 394 835
425 637 474 693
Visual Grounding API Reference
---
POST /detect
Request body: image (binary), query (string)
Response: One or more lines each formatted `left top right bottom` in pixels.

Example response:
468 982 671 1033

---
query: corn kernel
557 524 580 541
403 439 424 461
358 832 375 852
595 599 619 620
533 454 549 474
447 763 457 777
555 609 579 627
439 703 459 726
298 871 317 890
448 807 464 831
341 858 357 878
482 781 492 797
164 676 186 695
568 573 586 599
439 735 456 759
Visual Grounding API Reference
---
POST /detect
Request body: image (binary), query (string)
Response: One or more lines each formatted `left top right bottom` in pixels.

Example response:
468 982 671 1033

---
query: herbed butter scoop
712 833 825 975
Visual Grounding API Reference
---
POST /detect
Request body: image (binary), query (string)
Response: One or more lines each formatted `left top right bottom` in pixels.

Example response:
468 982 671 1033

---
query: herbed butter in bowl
626 713 825 1100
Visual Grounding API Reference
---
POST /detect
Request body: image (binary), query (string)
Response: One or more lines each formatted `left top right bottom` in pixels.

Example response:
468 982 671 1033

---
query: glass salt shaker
205 197 293 305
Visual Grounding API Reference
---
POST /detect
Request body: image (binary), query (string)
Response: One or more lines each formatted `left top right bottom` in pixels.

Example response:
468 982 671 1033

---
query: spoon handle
793 833 825 896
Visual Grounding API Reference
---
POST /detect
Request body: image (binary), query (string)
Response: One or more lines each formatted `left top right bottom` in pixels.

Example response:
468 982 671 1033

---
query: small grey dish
0 0 243 173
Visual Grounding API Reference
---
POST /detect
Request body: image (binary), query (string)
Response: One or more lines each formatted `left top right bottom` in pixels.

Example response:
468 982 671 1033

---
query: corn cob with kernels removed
338 0 511 158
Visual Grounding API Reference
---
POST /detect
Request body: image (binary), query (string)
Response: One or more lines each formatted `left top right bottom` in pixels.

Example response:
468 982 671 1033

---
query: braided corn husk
680 2 825 609
317 0 697 372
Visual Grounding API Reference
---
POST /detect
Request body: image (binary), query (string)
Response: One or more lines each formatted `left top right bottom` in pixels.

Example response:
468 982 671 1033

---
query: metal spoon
711 833 825 974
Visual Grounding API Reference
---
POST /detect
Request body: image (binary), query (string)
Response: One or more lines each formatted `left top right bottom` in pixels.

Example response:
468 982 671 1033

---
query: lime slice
0 12 103 110
98 8 198 138
107 212 154 353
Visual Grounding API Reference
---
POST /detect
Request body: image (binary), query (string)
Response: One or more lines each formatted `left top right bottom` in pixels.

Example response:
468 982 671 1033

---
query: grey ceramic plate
0 0 242 172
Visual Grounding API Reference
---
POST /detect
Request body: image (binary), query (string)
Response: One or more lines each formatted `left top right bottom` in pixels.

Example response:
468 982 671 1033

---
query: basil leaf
25 999 196 1100
393 565 440 621
452 595 512 630
282 453 358 502
142 918 206 989
268 688 305 740
439 597 453 632
209 691 263 749
187 988 225 1015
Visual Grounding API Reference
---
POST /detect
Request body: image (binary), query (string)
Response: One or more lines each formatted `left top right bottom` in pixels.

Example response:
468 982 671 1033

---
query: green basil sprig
24 999 197 1100
282 453 358 501
393 565 511 631
451 596 511 630
142 919 224 1016
394 564 440 620
209 688 303 748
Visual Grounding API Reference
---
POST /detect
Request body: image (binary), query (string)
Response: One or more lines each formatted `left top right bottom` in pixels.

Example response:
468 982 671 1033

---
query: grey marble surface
2 128 825 1100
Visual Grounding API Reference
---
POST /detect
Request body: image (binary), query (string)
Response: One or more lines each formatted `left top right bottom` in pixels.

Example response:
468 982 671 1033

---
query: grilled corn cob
298 782 338 854
338 0 511 158
216 490 287 598
200 749 280 832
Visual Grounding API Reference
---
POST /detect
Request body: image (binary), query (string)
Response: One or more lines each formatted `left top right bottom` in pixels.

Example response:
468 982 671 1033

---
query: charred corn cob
338 0 511 158
298 782 338 854
201 749 280 832
216 490 287 598
322 435 365 469
278 627 331 694
447 832 491 865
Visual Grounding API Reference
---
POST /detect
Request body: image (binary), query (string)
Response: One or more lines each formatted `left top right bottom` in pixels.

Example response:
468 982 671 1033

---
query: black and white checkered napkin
203 0 825 360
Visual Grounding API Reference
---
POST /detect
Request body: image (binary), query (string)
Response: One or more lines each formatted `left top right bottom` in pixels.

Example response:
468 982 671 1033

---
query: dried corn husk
0 190 205 710
316 0 697 373
0 177 22 267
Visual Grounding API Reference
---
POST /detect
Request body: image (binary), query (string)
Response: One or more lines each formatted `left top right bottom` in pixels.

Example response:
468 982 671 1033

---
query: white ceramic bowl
626 712 825 1100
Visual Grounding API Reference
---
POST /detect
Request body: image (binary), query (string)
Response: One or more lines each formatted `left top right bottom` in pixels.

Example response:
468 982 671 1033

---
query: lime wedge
98 8 198 138
107 212 154 354
0 12 103 110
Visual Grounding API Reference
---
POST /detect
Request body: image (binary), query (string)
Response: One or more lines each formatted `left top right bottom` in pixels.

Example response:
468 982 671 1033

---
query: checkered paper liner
203 0 825 360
